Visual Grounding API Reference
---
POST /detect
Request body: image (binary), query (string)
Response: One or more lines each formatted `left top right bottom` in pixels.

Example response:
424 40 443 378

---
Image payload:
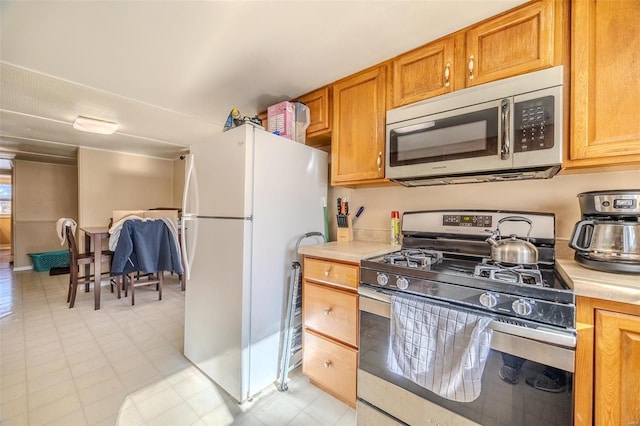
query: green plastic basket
29 250 70 272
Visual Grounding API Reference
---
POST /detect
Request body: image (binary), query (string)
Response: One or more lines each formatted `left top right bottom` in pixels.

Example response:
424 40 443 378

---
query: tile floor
0 253 356 425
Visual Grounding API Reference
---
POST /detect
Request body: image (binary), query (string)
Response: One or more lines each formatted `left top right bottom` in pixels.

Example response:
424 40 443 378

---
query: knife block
336 216 353 243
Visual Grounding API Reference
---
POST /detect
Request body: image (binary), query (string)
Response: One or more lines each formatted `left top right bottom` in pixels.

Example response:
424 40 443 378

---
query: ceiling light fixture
73 116 118 135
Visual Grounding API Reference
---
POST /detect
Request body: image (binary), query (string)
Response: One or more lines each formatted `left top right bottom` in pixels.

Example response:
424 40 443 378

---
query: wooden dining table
81 226 110 310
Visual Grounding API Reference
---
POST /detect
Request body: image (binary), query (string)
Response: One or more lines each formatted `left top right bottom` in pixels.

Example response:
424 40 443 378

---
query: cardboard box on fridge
267 101 295 141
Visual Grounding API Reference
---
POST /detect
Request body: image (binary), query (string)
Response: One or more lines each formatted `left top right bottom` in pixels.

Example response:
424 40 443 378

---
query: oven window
389 107 499 166
359 310 573 425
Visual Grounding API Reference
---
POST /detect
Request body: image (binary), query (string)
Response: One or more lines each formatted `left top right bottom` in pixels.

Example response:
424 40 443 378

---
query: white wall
14 160 78 268
78 148 175 227
329 169 640 245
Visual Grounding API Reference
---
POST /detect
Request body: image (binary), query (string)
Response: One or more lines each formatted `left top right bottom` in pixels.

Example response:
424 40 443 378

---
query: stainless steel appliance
386 66 564 186
357 210 575 425
569 190 640 274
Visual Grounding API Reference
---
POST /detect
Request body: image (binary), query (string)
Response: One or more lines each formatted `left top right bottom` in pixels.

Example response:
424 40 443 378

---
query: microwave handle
501 98 511 160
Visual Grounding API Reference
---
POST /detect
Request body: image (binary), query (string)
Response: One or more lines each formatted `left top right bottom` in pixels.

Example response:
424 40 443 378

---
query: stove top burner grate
473 259 544 286
383 249 444 269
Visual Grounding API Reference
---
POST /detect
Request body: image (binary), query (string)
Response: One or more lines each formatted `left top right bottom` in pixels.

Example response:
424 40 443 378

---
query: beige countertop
556 258 640 305
298 241 399 264
298 243 640 305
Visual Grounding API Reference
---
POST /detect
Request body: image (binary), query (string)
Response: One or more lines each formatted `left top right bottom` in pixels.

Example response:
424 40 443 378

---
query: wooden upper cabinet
331 64 388 186
391 36 456 108
465 0 557 87
295 86 331 145
258 86 332 148
568 0 640 168
258 110 268 130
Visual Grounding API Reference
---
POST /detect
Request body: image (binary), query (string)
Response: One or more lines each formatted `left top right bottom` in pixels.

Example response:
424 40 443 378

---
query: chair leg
69 266 79 309
115 276 122 299
67 274 73 303
130 274 135 306
158 271 163 301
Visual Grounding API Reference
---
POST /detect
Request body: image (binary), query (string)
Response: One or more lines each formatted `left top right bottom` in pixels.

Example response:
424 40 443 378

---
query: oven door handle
359 288 575 372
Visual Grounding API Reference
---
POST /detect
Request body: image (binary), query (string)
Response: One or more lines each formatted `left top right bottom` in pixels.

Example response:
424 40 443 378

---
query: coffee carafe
569 190 640 274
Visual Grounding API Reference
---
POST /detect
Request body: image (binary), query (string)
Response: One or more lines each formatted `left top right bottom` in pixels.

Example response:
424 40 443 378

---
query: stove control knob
376 273 389 286
396 277 409 290
479 292 498 308
512 299 533 316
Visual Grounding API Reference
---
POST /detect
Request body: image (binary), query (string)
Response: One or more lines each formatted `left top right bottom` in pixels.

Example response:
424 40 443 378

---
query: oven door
357 287 574 426
386 98 510 180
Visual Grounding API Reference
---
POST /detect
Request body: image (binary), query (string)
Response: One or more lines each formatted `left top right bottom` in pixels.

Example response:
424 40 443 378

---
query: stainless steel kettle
486 216 539 265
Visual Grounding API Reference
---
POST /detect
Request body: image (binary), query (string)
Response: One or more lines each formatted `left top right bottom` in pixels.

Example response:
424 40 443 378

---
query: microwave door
386 98 513 180
512 85 564 169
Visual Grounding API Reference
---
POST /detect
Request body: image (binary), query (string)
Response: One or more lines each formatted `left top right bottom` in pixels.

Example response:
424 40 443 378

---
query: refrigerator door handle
182 154 197 281
181 216 196 281
182 154 199 217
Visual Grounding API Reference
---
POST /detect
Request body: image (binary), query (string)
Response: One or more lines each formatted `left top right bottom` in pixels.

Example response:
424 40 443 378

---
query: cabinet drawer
303 329 357 407
303 282 358 346
304 257 359 289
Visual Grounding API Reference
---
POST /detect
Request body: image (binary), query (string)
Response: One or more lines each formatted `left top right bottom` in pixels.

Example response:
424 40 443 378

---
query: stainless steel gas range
357 210 575 426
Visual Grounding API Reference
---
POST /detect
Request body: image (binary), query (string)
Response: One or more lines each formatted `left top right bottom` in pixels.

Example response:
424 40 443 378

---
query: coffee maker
569 190 640 274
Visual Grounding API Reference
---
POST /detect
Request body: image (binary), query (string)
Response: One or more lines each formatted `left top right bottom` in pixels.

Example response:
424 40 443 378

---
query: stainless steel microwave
386 66 564 186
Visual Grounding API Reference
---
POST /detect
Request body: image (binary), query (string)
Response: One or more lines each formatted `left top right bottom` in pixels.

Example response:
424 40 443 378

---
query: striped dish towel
387 295 493 402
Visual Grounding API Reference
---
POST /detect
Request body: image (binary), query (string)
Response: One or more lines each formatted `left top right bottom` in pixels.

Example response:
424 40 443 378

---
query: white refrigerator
182 124 328 403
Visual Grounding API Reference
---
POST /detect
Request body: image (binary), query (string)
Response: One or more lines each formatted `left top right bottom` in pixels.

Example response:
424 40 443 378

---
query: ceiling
0 0 527 167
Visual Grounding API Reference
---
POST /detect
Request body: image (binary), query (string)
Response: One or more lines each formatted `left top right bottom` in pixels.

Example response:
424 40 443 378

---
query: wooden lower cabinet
303 282 358 346
303 329 357 407
302 256 359 407
575 296 640 425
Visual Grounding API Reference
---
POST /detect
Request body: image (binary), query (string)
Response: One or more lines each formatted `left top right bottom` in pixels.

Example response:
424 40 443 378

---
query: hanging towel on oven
387 295 493 402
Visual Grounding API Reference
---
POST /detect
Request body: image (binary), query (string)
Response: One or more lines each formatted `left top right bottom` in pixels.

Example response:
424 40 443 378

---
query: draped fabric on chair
111 219 183 305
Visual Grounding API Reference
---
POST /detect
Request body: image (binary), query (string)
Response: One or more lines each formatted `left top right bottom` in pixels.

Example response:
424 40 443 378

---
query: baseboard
13 266 33 272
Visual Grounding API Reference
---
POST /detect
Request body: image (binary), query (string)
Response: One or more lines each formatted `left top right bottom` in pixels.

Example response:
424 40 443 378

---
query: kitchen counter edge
295 247 640 305
298 241 399 264
556 258 640 305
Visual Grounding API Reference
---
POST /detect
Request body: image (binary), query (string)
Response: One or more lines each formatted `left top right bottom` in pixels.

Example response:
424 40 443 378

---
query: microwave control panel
513 96 555 152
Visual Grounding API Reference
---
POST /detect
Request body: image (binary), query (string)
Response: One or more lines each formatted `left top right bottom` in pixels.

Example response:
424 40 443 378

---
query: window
0 183 11 215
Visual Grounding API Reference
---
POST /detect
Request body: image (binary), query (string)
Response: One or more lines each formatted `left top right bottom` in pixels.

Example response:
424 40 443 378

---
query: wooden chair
123 270 163 305
142 209 184 290
65 226 115 308
111 219 180 305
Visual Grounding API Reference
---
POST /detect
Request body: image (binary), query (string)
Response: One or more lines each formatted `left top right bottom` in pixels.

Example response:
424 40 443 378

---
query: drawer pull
324 360 332 368
323 307 332 316
323 268 331 277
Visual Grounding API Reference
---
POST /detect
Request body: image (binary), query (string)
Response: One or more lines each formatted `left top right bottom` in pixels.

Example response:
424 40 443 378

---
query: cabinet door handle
444 62 451 87
376 152 382 171
324 360 332 368
468 55 475 80
323 307 332 316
